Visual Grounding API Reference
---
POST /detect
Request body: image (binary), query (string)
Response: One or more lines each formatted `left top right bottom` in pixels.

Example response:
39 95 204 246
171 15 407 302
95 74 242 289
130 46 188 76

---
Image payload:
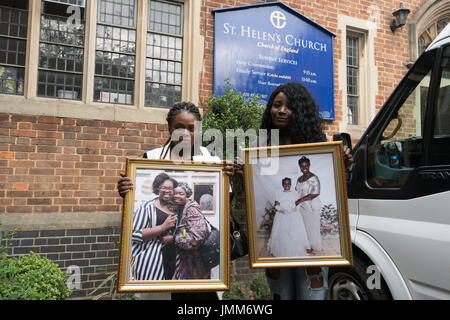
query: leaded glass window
94 0 136 105
145 0 183 108
0 1 28 96
38 0 86 100
347 36 359 125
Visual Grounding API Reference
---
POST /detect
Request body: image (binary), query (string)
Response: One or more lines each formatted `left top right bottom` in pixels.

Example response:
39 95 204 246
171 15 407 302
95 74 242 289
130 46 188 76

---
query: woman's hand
223 157 244 177
118 172 133 198
233 157 244 176
223 160 234 177
343 145 353 170
161 214 177 232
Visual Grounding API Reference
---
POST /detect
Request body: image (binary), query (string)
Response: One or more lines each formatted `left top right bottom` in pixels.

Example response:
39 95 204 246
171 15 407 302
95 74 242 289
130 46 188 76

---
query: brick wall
0 113 169 214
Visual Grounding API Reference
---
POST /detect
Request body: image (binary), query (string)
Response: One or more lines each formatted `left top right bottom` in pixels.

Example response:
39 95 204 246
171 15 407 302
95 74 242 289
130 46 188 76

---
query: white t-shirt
144 145 221 163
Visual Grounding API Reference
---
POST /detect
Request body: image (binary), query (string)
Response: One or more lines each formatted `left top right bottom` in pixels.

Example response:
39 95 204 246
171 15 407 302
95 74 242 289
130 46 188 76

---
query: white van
328 23 450 300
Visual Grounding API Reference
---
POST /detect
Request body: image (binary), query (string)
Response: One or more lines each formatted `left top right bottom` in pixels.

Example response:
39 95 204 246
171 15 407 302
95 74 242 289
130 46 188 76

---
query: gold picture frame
117 158 230 293
243 141 353 268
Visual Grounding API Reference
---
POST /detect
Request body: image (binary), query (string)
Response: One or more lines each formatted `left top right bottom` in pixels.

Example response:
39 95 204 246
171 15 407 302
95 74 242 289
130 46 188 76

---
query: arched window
408 0 450 64
418 17 450 55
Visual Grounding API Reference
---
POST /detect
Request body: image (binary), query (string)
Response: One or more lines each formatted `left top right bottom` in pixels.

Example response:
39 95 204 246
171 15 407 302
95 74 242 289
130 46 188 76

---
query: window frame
0 0 203 124
337 15 377 142
346 33 360 125
144 0 184 108
37 0 86 100
0 1 29 96
93 0 137 105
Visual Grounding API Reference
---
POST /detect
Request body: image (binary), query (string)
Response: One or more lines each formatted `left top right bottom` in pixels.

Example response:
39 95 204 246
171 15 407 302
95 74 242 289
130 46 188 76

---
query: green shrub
222 275 270 300
0 252 72 300
202 80 265 161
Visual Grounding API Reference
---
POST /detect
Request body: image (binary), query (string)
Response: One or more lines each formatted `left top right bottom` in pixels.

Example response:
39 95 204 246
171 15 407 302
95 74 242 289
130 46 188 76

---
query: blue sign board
213 2 335 120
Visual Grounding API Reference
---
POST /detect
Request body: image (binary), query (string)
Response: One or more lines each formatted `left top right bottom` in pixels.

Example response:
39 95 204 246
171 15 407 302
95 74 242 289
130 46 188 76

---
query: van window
367 50 435 188
431 45 450 165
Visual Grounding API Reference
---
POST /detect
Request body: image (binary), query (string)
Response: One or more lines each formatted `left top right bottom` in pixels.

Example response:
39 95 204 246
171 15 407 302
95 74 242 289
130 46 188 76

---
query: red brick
11 115 37 123
29 168 54 175
80 198 102 205
75 162 98 169
33 206 59 213
58 125 81 132
7 191 33 197
55 198 78 205
37 146 61 153
81 169 104 176
10 129 36 138
38 116 61 124
83 127 106 134
9 160 34 168
13 182 28 190
27 198 52 205
37 131 63 139
33 123 58 131
0 152 14 159
6 206 33 213
55 183 79 190
81 155 104 162
31 138 56 146
77 119 100 127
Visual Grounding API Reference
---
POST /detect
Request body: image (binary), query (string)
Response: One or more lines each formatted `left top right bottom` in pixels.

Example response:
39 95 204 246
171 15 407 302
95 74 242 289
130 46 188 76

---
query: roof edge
212 1 336 37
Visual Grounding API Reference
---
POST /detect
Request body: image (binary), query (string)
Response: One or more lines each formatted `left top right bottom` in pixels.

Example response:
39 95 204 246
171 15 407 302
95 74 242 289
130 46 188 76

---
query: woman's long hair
260 82 326 144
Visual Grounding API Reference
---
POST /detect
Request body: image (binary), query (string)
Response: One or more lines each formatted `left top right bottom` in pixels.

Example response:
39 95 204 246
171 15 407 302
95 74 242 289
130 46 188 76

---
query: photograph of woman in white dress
267 177 310 257
295 156 323 253
254 152 341 259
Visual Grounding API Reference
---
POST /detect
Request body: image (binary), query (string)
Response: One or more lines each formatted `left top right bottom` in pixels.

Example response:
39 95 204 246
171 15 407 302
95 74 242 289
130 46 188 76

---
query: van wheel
327 256 391 300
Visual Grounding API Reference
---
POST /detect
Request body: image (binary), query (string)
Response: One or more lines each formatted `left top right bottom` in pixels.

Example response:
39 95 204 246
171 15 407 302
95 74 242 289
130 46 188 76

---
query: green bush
222 275 270 300
0 252 72 300
202 80 265 161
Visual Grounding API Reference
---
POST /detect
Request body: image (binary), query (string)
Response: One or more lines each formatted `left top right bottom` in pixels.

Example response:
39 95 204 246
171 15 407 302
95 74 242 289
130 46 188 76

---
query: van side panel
353 230 412 299
357 191 450 299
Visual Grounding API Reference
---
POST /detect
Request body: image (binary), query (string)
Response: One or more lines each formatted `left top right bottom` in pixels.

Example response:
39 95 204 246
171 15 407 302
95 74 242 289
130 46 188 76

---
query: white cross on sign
270 11 287 29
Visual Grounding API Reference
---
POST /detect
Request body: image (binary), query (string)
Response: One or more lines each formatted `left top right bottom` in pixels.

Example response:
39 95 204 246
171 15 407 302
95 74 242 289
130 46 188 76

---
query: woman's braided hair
160 102 203 159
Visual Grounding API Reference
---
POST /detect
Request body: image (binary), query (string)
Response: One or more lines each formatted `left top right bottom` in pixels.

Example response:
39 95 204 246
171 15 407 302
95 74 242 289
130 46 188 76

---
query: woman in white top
268 177 310 257
118 102 231 300
295 156 323 252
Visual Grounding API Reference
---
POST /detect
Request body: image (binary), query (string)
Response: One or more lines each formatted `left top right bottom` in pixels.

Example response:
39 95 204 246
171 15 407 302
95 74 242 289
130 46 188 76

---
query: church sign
213 2 336 120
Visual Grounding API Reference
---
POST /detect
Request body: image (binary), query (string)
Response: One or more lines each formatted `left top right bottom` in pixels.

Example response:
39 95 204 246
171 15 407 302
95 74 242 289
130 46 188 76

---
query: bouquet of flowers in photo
260 204 277 234
320 204 339 238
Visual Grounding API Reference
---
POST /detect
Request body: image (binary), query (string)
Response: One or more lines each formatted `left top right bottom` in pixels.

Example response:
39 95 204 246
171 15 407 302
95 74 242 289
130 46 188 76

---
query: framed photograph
243 141 353 268
117 158 230 293
193 182 216 215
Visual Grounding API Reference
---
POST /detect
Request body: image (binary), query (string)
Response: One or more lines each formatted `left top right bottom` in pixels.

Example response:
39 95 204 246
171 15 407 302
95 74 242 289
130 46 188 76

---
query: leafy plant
0 222 18 257
222 275 270 300
0 252 72 300
201 80 265 161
